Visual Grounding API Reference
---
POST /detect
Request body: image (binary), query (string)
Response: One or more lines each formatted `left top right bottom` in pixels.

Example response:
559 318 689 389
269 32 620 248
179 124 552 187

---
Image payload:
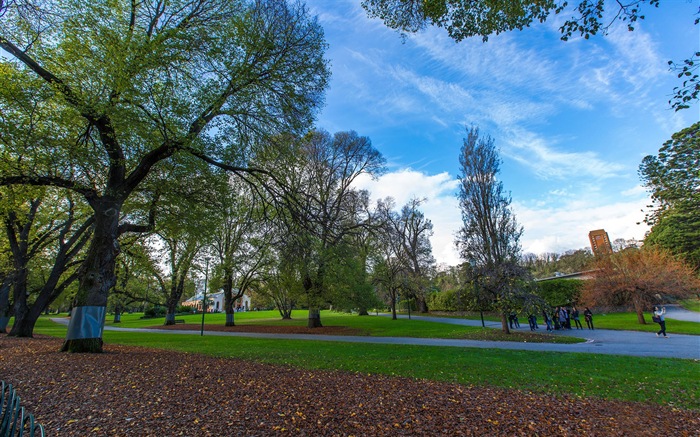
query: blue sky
306 0 700 266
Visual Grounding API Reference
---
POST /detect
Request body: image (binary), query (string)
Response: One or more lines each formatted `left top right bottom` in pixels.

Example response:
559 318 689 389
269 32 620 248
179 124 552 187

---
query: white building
182 290 251 312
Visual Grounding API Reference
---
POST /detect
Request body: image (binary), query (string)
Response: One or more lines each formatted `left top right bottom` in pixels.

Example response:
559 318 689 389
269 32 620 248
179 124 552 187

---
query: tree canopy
0 0 329 352
582 247 699 323
639 122 700 269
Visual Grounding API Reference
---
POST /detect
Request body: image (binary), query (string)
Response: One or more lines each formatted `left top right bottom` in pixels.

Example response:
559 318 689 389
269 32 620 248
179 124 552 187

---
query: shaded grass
34 318 700 410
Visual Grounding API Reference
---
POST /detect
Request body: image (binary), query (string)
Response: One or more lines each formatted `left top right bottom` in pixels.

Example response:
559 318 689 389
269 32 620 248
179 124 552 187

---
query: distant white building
182 290 251 312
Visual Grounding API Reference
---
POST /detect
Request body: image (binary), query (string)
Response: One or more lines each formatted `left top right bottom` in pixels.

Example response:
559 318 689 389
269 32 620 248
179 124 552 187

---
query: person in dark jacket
583 307 594 330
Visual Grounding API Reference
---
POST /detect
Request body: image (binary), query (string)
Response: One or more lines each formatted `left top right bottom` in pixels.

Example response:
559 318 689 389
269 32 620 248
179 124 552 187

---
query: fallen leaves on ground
1 336 697 436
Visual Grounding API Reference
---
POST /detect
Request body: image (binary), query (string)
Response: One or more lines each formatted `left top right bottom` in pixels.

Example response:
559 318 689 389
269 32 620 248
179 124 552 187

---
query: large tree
0 0 328 351
582 247 699 324
456 127 528 333
639 122 700 269
209 176 273 326
375 197 435 315
280 130 384 328
362 0 697 110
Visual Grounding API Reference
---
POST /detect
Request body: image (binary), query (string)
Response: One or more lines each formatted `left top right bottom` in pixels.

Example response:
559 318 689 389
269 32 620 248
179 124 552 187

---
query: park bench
0 381 45 437
174 319 185 324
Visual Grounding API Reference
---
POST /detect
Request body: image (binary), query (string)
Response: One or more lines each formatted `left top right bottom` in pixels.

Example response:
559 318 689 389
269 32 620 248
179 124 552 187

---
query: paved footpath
52 306 700 360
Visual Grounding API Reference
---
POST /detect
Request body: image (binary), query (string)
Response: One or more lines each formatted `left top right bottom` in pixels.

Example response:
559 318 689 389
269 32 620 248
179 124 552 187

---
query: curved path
51 308 700 360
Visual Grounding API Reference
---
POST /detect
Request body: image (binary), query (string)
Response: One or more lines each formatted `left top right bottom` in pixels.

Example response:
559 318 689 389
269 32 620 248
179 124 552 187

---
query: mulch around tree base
1 336 697 436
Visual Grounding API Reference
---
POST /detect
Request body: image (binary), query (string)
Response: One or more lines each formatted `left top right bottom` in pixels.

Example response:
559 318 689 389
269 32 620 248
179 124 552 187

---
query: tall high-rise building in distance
589 229 612 255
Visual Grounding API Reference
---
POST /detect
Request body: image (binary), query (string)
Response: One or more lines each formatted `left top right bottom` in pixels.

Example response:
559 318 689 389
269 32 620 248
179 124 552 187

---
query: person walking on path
583 307 594 330
653 306 669 338
543 310 553 331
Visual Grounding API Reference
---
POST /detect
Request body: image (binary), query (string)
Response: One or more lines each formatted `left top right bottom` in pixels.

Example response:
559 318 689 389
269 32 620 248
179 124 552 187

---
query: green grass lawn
680 298 700 312
590 312 700 335
32 317 700 410
102 310 582 344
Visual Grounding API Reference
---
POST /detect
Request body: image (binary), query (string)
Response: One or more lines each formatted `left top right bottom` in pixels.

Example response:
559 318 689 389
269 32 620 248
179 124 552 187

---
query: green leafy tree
209 176 273 326
456 127 532 333
279 130 384 328
639 122 700 269
535 278 584 307
0 0 328 351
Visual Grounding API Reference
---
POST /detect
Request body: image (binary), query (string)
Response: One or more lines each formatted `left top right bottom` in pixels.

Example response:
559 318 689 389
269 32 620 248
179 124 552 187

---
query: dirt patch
1 335 697 436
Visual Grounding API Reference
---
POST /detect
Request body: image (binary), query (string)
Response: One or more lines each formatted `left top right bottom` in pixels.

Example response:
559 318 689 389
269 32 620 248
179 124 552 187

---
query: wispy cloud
501 127 626 180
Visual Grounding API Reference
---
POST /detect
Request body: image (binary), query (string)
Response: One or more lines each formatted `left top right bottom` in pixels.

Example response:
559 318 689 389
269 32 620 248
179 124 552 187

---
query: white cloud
355 169 652 266
515 195 651 256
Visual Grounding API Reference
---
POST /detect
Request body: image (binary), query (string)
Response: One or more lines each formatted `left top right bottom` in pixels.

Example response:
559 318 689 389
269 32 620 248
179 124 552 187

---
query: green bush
427 289 469 311
176 305 194 314
535 279 583 306
144 305 167 318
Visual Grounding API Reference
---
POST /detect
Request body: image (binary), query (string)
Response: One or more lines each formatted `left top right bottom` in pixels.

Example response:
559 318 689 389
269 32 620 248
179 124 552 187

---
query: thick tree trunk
62 201 119 353
8 266 29 336
165 312 175 325
8 300 46 337
417 295 428 313
164 281 183 326
500 312 510 334
307 308 322 328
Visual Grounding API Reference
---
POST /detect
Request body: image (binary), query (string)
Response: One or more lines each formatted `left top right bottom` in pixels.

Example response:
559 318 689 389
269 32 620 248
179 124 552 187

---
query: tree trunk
417 295 428 313
113 306 122 323
9 300 45 338
307 308 322 328
0 276 11 333
164 281 183 326
8 265 29 336
62 200 119 353
223 273 235 326
500 312 510 334
391 293 397 320
633 296 647 324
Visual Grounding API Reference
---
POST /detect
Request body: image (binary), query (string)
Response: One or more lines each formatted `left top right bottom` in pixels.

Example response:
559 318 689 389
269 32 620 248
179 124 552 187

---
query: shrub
427 289 470 311
144 305 167 318
536 279 583 306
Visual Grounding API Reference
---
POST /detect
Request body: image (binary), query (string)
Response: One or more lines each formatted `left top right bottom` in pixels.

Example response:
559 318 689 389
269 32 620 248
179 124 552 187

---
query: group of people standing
525 306 594 332
515 306 672 338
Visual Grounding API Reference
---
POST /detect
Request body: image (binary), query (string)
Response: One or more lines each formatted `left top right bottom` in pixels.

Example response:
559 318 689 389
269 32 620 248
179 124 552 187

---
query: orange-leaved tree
582 247 699 324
